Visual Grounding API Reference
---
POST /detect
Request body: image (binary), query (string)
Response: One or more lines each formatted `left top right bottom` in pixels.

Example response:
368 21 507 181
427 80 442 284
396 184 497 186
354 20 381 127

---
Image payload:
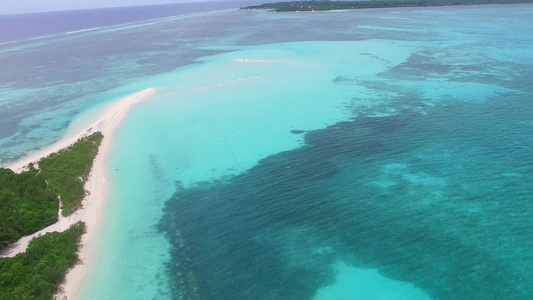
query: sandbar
232 58 279 63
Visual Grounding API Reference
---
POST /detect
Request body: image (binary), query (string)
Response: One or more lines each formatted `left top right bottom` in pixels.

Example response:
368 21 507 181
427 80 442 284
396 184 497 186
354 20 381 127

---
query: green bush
0 166 58 248
0 222 85 300
0 132 102 249
38 132 103 216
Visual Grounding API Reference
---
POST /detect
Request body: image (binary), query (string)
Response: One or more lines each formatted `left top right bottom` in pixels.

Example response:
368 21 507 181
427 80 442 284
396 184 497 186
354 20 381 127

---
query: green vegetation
0 132 102 249
0 133 101 298
38 132 103 216
0 222 85 300
243 0 533 12
0 166 58 248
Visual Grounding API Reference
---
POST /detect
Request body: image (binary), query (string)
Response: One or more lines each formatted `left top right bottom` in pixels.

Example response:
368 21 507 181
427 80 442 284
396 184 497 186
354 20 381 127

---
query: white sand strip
0 88 156 298
9 88 154 173
0 208 79 258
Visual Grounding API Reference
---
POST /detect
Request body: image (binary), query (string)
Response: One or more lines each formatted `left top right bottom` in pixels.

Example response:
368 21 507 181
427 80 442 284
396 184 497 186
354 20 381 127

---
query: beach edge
5 88 157 299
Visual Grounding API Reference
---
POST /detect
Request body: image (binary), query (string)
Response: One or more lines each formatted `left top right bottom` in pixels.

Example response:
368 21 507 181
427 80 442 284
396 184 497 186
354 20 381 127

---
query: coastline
8 88 153 173
4 88 156 299
59 87 156 299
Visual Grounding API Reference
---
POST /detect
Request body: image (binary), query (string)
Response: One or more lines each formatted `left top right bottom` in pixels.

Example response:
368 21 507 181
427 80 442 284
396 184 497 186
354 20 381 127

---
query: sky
1 0 244 15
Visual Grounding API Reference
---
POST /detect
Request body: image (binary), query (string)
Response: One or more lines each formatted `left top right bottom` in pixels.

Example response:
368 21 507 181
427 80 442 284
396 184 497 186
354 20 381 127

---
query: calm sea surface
1 3 532 300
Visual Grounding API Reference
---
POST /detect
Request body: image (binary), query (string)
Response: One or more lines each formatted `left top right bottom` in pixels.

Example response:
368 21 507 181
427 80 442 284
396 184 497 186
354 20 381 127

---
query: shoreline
8 88 153 173
4 87 156 299
59 87 156 299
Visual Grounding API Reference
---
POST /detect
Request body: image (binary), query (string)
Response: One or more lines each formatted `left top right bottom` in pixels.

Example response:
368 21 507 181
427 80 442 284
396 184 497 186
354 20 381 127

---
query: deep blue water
0 1 264 44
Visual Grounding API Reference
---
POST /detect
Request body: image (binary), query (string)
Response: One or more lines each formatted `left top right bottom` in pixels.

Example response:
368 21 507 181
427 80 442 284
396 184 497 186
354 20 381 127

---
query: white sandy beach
2 88 156 299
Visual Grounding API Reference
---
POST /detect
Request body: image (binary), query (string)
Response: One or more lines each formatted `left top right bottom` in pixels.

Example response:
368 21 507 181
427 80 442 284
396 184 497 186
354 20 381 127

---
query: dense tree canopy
0 132 102 249
0 222 85 300
0 133 100 299
38 132 103 216
0 166 58 249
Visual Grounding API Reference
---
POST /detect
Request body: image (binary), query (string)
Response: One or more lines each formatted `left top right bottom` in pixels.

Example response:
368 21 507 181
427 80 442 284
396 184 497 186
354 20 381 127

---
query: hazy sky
2 0 238 15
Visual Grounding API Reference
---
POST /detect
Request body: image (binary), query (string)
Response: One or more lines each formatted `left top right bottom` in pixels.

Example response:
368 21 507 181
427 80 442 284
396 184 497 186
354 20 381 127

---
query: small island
243 0 533 12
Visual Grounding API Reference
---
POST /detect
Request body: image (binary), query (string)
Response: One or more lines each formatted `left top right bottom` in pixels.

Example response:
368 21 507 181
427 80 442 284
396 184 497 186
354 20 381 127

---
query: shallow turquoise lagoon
1 4 532 300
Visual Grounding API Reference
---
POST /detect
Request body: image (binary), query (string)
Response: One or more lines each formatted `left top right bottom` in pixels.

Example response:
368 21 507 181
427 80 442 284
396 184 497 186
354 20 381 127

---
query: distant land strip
242 0 533 12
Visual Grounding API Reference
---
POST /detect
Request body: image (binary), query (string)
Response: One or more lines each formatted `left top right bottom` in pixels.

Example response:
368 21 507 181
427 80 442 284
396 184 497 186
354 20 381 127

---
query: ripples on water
161 95 533 299
1 3 532 299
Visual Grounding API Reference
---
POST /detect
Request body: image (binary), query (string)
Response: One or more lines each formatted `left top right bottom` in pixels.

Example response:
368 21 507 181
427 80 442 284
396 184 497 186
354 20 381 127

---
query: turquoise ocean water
1 4 533 299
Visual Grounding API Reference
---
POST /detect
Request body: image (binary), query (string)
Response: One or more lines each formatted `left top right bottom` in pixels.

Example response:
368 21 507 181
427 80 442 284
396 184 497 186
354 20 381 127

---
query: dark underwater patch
159 96 533 299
